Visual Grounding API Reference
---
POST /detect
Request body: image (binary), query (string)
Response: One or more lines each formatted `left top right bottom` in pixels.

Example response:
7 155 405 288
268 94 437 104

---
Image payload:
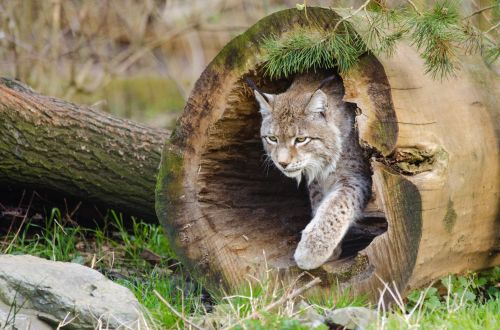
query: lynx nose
279 161 289 168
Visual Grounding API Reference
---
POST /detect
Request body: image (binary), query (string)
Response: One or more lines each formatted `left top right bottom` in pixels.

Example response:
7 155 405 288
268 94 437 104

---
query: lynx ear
254 90 275 117
306 89 327 114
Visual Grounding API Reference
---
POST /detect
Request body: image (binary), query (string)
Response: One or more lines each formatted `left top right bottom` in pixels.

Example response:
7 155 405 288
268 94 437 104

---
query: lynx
253 74 371 270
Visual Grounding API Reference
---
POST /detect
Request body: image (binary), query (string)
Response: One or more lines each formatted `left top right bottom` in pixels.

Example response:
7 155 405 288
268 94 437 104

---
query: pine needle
261 27 365 79
408 0 464 78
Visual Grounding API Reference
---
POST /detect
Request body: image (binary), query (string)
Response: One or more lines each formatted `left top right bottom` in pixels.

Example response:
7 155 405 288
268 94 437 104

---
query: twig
333 0 372 32
406 0 422 16
221 276 321 330
112 23 196 75
4 192 34 253
1 189 25 246
64 200 81 226
304 0 308 21
56 312 78 329
485 21 500 34
153 290 206 330
464 4 500 20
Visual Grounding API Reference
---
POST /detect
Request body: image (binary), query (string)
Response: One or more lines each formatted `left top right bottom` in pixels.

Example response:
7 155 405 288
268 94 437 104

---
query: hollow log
0 78 168 221
155 7 500 299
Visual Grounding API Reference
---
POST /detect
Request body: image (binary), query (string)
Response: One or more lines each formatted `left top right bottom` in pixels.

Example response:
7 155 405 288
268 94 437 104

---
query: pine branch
261 26 365 78
485 45 500 64
261 1 498 81
361 9 406 57
461 23 484 55
409 1 464 78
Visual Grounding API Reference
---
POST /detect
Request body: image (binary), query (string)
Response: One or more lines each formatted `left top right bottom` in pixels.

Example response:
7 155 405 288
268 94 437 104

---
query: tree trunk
0 78 169 221
155 7 500 299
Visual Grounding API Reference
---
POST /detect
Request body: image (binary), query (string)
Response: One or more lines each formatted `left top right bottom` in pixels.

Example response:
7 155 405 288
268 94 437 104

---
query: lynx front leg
294 182 367 270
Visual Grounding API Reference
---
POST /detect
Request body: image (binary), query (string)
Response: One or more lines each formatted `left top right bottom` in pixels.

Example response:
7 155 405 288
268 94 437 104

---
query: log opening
197 70 388 270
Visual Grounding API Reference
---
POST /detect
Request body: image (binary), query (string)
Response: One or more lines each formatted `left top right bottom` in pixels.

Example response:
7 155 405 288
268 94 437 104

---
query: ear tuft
254 90 275 116
306 89 327 114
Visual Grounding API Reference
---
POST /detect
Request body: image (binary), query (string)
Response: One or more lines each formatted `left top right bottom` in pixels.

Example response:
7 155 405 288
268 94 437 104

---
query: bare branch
333 0 372 32
485 21 500 34
464 4 500 20
406 0 422 16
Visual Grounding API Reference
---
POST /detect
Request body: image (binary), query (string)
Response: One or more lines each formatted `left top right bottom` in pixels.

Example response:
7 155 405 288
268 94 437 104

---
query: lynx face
254 88 342 184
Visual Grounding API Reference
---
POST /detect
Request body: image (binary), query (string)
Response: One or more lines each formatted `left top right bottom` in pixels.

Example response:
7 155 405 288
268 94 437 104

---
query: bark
156 7 500 300
0 78 169 221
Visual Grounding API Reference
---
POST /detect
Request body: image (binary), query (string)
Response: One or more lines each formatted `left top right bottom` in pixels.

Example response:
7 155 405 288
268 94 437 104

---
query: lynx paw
294 228 341 270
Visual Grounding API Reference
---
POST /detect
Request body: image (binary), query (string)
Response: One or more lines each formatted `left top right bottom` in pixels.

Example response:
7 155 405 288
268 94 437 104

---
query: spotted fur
254 74 371 270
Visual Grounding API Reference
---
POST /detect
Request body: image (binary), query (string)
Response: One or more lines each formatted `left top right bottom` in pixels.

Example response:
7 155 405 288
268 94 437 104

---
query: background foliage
2 1 496 128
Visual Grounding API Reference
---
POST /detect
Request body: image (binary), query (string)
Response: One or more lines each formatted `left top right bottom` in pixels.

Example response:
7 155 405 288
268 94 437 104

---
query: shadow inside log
196 69 388 275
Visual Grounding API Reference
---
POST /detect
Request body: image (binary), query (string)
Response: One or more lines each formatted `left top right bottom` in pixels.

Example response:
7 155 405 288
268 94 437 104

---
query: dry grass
0 0 293 126
0 1 377 103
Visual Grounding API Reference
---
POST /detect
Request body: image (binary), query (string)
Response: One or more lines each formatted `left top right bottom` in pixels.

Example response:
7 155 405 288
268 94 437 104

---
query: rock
0 254 146 329
0 299 53 330
325 307 378 330
294 300 326 329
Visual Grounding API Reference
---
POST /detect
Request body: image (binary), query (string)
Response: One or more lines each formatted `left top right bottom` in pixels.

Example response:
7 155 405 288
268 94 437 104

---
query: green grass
377 269 500 330
307 286 369 310
117 268 205 328
2 208 200 329
4 208 85 262
381 298 499 329
2 207 499 329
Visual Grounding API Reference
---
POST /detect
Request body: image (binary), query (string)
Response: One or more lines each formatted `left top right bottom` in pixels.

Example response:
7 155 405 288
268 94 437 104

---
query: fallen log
1 7 498 301
155 7 500 299
0 78 168 221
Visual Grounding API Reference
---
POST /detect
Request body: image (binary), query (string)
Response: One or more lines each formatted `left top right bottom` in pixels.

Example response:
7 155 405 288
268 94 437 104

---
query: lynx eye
265 136 278 144
294 137 310 145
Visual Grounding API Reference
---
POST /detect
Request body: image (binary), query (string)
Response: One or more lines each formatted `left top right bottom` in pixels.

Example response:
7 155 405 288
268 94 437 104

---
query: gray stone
294 300 325 329
0 299 52 330
325 306 378 330
0 254 146 329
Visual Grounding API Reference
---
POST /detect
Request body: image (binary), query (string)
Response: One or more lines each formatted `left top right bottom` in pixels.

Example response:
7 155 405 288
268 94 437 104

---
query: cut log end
156 63 400 295
153 7 418 297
